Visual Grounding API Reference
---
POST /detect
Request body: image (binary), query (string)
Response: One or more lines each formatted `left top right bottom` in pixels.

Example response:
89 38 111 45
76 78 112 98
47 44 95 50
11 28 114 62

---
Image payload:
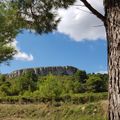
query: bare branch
76 8 92 14
80 0 105 22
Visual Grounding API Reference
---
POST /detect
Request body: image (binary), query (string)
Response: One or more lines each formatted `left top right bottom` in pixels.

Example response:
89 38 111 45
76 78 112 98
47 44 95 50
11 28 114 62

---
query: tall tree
80 1 119 119
4 0 120 119
105 1 120 120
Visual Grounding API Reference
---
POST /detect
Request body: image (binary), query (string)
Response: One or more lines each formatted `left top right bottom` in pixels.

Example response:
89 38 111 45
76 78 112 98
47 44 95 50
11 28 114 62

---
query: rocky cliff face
8 66 78 78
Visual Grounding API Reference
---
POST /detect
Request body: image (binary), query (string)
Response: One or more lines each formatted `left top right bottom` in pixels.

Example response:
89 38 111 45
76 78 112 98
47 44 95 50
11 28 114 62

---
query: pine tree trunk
105 1 120 120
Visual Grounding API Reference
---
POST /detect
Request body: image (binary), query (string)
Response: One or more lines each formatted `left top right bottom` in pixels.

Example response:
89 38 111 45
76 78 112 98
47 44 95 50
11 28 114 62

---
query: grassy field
0 101 108 120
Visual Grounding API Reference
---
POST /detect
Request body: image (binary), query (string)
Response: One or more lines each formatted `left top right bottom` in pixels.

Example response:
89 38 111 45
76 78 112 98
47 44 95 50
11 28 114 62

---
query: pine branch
80 0 105 22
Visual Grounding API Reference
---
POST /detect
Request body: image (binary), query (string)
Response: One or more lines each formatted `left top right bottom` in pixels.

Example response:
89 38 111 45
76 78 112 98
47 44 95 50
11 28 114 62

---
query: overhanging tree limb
80 0 105 22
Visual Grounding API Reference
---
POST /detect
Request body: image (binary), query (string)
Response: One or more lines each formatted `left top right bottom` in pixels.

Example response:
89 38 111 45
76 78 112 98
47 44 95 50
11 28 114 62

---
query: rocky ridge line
8 66 78 78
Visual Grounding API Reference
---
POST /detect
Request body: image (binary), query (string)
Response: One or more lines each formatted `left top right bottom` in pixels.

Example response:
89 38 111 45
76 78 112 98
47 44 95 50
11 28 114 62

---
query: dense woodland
0 70 108 103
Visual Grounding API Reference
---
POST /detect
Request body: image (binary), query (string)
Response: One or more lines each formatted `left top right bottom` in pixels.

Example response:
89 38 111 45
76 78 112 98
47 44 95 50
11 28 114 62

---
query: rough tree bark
80 0 120 120
105 0 120 120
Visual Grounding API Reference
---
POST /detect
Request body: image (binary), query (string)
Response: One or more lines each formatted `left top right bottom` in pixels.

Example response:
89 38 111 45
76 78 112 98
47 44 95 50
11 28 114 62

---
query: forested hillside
0 68 108 104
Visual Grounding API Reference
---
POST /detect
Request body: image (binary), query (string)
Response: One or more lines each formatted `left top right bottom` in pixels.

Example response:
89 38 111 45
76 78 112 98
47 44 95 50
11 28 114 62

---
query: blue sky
1 31 107 74
0 0 107 74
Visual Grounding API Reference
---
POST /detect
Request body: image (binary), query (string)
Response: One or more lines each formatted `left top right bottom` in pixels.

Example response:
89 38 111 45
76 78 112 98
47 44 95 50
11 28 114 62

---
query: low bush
0 92 108 104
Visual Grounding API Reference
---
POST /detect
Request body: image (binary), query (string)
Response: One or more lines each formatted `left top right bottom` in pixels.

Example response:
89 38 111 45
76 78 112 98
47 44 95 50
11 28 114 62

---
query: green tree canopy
0 2 25 64
75 70 88 83
38 75 63 98
9 0 76 34
0 0 76 64
87 74 107 92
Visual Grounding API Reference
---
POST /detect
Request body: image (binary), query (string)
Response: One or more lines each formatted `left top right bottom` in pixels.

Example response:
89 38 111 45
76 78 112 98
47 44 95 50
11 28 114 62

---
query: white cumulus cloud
11 40 34 61
57 0 106 41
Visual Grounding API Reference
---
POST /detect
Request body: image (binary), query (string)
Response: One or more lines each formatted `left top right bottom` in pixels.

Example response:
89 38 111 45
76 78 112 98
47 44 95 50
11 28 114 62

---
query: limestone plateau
8 66 78 78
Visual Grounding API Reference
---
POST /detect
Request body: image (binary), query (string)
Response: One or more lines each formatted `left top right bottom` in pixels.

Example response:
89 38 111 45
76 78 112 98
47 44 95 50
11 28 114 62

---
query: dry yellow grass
0 101 108 120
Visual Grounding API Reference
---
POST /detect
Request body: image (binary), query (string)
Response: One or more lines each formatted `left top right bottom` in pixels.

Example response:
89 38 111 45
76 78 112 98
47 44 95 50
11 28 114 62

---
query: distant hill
7 66 78 78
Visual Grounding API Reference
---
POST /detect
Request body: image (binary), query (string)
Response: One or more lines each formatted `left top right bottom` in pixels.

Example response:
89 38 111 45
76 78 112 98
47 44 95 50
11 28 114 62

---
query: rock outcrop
8 66 78 78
